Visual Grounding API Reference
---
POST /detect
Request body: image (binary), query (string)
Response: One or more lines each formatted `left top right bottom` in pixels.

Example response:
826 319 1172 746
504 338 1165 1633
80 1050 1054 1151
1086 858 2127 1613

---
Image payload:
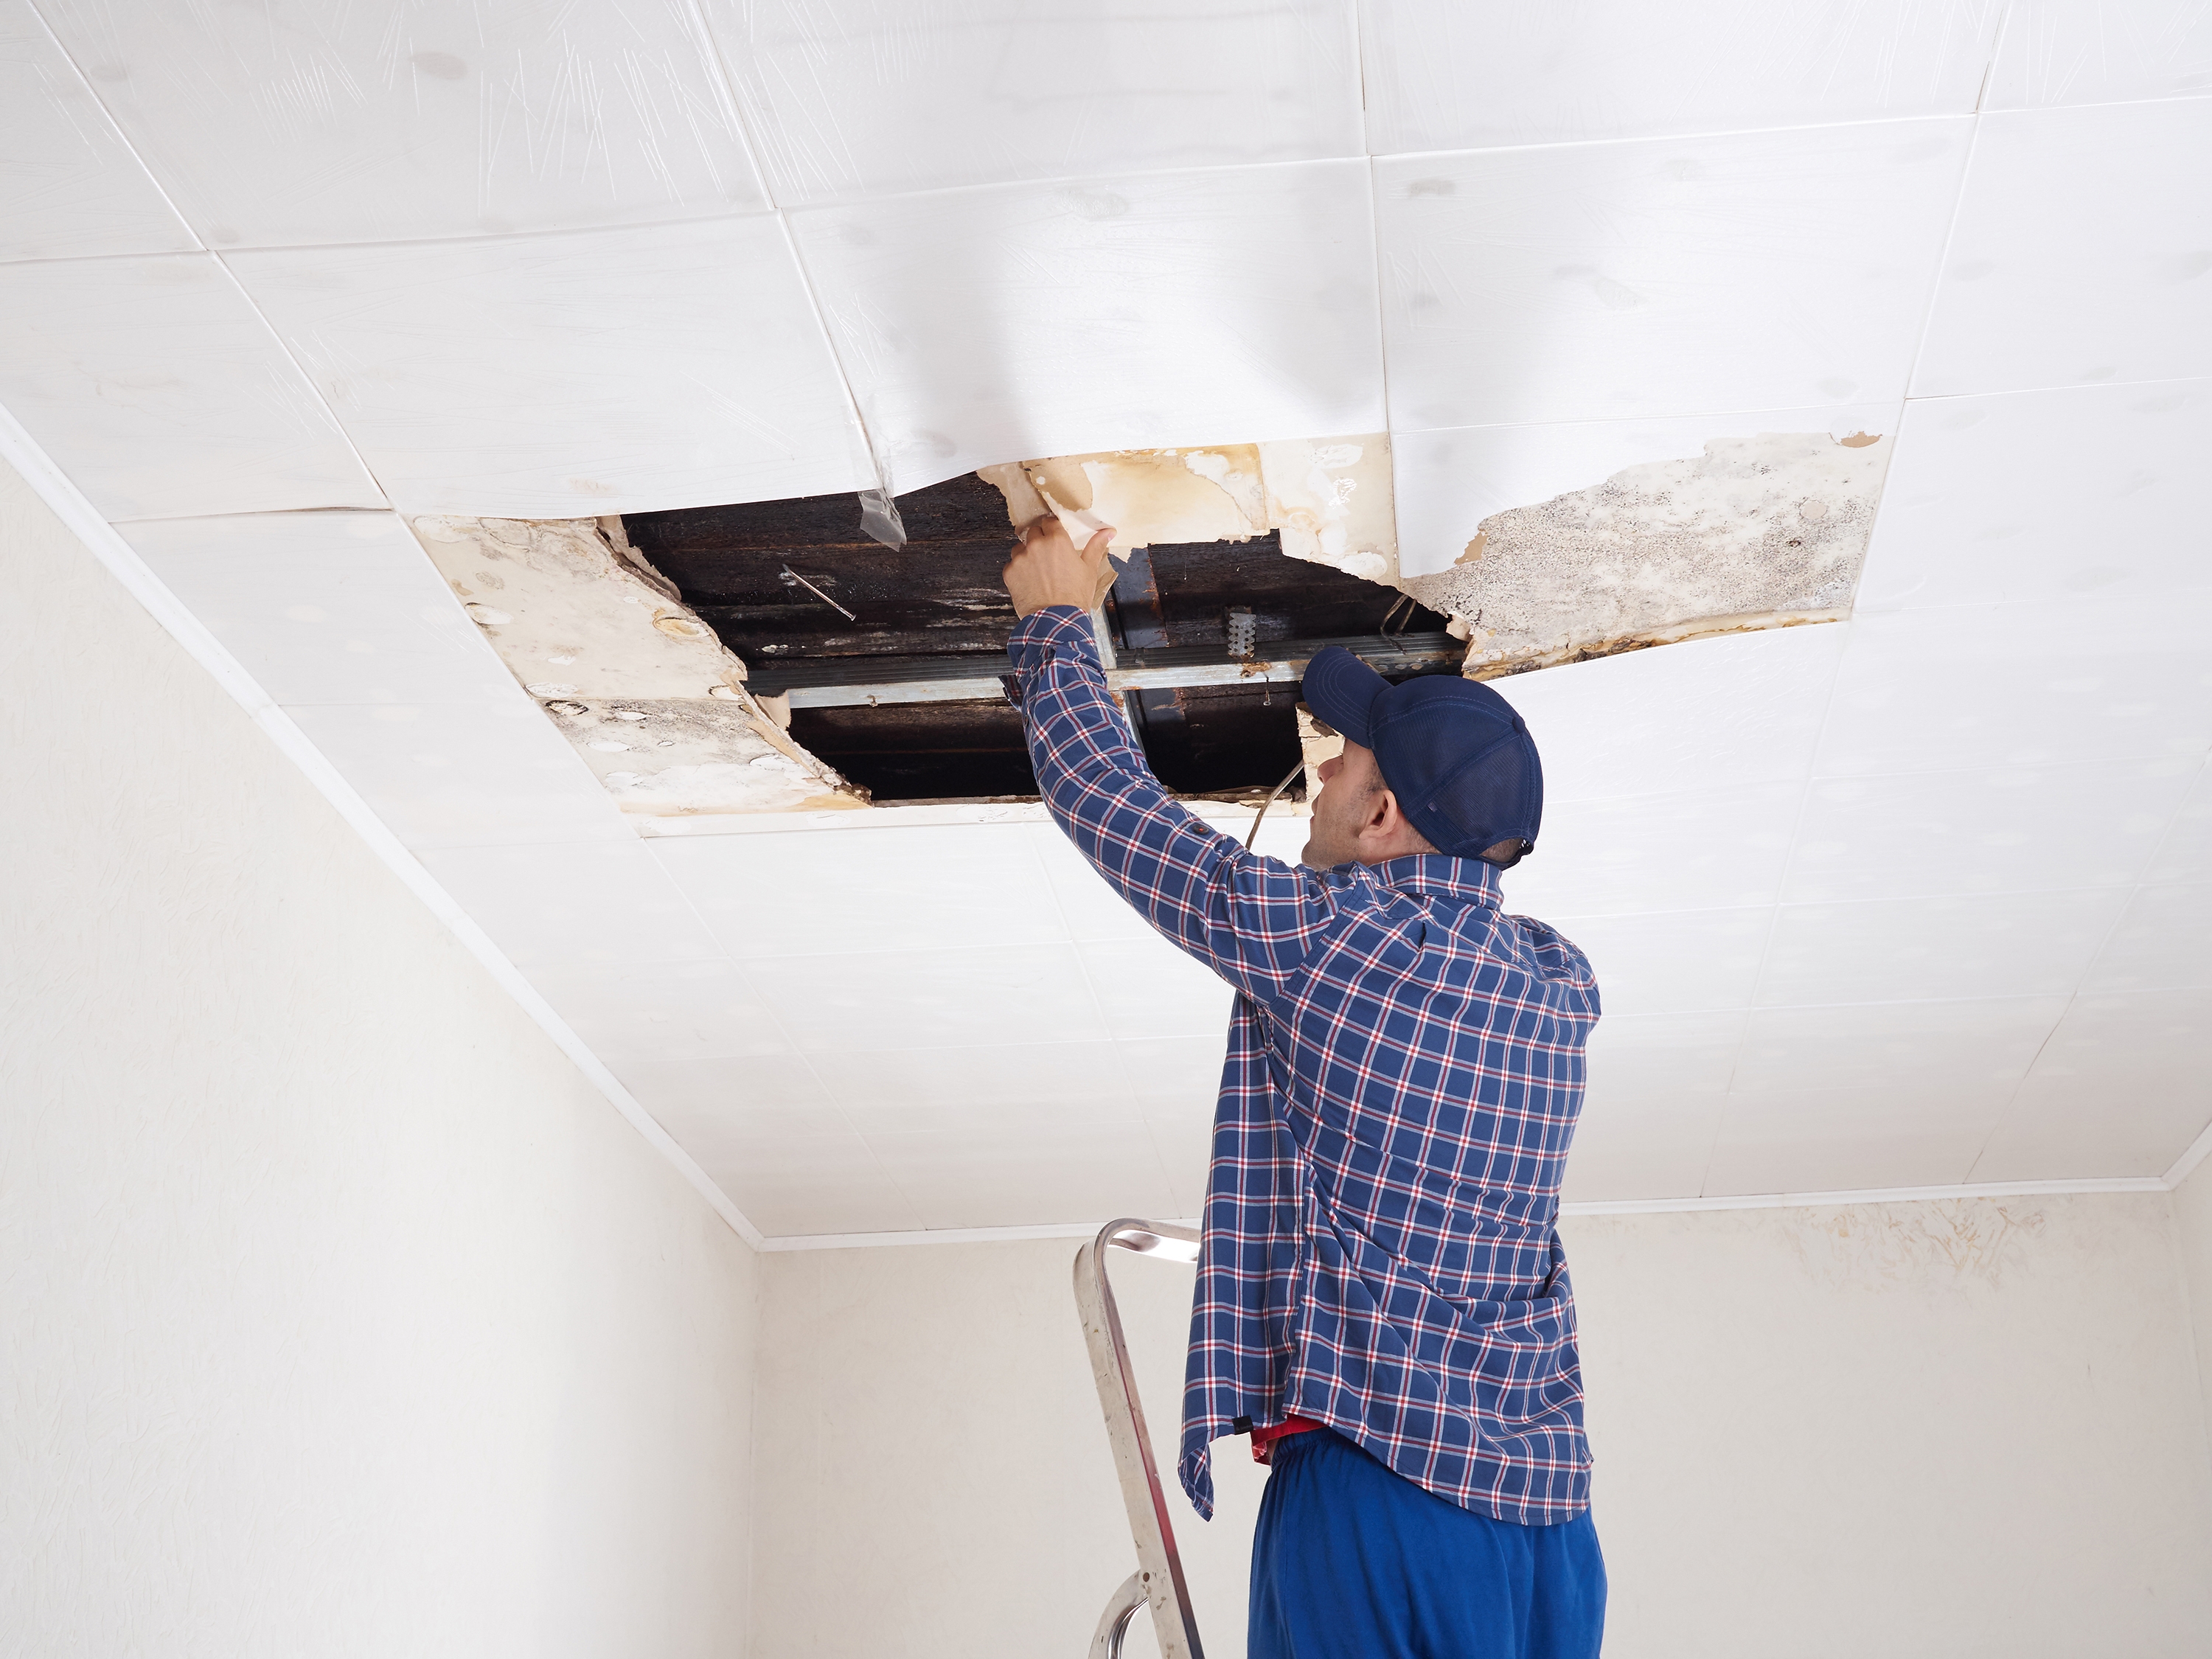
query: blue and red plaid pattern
1009 608 1601 1526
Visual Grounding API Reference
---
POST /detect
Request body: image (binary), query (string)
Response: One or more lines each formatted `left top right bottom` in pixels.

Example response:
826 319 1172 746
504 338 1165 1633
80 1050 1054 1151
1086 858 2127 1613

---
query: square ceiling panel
1913 100 2212 398
1358 0 2001 153
1983 0 2212 109
228 218 873 517
1815 598 2212 776
1859 380 2212 613
0 0 195 260
1976 989 2212 1180
1781 757 2199 904
787 159 1384 488
1375 119 1971 431
32 0 765 247
1487 625 1846 804
706 0 1363 205
285 700 629 849
1703 1080 2014 1194
118 509 515 706
0 252 383 518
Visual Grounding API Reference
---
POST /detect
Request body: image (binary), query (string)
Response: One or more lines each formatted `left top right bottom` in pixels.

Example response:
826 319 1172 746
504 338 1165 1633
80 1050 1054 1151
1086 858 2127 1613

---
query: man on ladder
1004 518 1607 1659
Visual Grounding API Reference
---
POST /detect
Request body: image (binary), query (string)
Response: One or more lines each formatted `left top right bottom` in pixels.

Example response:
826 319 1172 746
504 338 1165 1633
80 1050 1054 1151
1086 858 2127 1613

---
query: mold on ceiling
1403 431 1893 677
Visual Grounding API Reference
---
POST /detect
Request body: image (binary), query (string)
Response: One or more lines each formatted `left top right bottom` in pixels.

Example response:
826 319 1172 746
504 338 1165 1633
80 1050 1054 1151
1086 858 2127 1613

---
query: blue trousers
1248 1430 1606 1659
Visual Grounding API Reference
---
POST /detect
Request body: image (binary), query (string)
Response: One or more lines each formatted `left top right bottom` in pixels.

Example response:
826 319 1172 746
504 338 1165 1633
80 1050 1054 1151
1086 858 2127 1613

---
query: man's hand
1002 514 1116 619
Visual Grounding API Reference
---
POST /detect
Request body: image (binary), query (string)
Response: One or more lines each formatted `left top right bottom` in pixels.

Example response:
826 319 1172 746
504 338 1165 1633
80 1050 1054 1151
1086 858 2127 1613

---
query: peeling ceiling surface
4 0 2211 1237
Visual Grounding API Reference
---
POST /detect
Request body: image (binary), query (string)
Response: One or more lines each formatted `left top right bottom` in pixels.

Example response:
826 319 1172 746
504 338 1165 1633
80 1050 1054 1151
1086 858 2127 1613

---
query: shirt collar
1368 852 1504 905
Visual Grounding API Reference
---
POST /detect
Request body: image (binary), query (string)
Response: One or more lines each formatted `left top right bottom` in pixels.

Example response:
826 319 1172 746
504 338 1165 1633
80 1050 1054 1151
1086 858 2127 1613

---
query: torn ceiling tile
1399 432 1891 677
410 514 867 819
979 434 1398 586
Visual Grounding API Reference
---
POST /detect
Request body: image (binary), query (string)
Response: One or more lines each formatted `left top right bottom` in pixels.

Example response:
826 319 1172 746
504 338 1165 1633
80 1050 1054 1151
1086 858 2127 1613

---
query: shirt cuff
1006 606 1100 676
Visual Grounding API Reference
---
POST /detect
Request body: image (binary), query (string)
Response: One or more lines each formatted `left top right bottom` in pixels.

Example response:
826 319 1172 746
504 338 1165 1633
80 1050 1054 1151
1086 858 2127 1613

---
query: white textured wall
754 1194 2212 1659
2174 1153 2212 1449
0 459 759 1658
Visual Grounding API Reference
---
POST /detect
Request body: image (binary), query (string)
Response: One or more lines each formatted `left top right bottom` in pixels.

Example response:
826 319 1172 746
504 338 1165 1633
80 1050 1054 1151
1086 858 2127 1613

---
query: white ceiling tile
1547 908 1771 1015
1782 757 2199 904
706 0 1363 206
1860 381 2212 612
787 160 1384 491
864 1127 1178 1230
118 510 515 706
0 0 195 260
1116 1034 1231 1103
417 841 723 973
671 1123 925 1237
1985 0 2212 110
1137 1099 1214 1217
750 944 1109 1052
1913 101 2212 397
1359 0 2001 153
1029 826 1158 942
1376 120 1969 432
1392 403 1901 578
227 218 872 519
1561 1091 1726 1203
286 700 629 849
1506 781 1802 918
1703 1082 2012 1194
1583 1011 1748 1102
1814 601 2212 776
1077 936 1241 1040
0 253 383 518
613 1052 836 1132
2146 761 2212 883
1970 988 2212 1180
2081 883 2212 992
35 0 765 248
529 956 794 1065
1735 996 2067 1093
1756 888 2129 1006
813 1040 1138 1136
653 822 1067 960
1491 625 1845 806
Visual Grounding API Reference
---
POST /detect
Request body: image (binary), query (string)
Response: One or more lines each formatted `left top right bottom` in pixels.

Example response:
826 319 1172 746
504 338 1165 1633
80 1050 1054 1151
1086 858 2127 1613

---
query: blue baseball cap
1299 647 1543 864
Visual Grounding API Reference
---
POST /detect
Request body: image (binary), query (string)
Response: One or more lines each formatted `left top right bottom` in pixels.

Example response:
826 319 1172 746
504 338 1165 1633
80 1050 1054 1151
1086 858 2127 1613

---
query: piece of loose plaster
1399 431 1894 678
410 514 868 821
977 434 1399 588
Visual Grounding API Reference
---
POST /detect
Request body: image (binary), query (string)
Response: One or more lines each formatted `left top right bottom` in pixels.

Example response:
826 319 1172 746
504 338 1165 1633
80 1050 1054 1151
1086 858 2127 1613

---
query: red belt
1250 1416 1325 1465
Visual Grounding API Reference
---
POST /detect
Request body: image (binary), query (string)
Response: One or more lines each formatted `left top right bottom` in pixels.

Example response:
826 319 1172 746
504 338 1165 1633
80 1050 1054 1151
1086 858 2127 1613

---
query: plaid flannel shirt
1008 607 1601 1526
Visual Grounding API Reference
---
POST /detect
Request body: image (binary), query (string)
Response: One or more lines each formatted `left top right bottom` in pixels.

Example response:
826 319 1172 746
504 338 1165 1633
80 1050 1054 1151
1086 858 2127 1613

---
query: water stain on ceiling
411 427 1891 825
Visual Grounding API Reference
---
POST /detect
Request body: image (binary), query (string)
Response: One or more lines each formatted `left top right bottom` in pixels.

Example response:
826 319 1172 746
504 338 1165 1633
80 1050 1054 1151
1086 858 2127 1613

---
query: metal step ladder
1074 1218 1208 1659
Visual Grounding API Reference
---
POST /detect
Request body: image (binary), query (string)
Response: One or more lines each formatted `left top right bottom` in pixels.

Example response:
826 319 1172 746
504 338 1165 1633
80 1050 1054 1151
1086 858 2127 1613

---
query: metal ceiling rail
752 633 1464 709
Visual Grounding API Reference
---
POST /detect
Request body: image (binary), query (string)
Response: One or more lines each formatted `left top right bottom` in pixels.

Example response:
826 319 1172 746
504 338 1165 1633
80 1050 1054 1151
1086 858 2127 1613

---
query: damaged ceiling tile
980 434 1398 587
410 514 868 820
1400 431 1892 677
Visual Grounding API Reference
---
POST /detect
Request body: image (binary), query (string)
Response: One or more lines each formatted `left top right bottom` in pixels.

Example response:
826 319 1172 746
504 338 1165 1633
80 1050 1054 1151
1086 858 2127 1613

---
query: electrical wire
1244 759 1307 851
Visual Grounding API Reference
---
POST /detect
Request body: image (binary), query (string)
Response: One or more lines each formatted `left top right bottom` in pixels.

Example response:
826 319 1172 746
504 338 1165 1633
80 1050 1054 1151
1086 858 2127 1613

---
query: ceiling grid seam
675 0 897 501
19 0 206 260
1896 7 2003 401
0 403 771 1249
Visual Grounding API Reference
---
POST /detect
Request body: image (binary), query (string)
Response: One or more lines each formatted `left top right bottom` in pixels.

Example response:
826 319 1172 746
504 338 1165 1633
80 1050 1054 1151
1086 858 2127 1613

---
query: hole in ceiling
622 473 1460 804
